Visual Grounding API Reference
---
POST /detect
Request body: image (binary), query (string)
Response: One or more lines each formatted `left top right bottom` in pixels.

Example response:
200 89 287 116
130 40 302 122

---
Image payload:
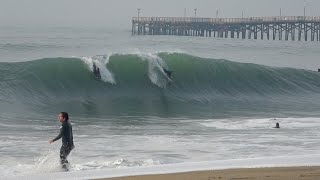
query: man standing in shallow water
49 112 74 168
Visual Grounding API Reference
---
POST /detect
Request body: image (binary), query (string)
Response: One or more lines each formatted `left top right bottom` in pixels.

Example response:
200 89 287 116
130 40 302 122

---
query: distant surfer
93 62 101 80
273 122 280 128
318 68 320 72
156 59 173 80
49 112 74 169
162 67 174 87
163 67 173 79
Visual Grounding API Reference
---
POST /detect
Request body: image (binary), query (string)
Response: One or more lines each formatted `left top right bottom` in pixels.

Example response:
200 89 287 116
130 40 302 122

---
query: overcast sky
0 0 319 28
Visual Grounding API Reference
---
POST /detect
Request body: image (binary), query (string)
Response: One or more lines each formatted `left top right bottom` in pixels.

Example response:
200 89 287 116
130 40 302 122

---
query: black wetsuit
93 63 101 80
95 68 101 79
52 121 74 164
163 68 172 78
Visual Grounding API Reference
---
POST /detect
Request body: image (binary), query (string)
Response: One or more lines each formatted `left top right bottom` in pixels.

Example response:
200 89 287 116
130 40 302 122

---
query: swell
0 53 320 117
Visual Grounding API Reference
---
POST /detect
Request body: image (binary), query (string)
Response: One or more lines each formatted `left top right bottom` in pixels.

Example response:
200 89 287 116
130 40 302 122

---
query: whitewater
1 26 320 178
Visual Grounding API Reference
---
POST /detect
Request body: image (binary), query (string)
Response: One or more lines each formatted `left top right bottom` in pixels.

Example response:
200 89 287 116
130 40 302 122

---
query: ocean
1 26 320 177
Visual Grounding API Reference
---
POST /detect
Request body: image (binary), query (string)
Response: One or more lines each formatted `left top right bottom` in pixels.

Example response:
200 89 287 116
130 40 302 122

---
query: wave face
1 53 320 118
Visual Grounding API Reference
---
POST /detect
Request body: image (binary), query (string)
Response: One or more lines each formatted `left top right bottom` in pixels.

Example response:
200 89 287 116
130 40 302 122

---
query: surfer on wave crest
93 62 101 80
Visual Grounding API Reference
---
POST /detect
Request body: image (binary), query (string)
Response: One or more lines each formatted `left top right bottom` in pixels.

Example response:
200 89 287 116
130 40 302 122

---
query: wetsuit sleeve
52 125 64 142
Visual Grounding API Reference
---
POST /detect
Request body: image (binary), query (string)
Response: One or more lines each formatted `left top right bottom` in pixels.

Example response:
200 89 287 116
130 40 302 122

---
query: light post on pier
137 8 141 21
216 9 219 18
304 0 306 18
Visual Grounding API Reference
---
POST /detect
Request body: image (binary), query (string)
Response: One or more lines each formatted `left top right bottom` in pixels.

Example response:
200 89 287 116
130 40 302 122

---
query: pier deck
132 16 320 41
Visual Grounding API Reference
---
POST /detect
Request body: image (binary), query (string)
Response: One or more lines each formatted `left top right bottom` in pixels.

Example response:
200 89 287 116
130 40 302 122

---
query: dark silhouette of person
274 122 280 128
156 59 173 79
93 63 101 79
96 68 101 79
163 68 173 79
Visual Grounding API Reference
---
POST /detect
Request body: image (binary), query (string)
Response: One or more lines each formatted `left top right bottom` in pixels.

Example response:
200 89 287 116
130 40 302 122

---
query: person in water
162 67 173 79
274 122 280 128
156 59 173 79
97 68 100 75
93 63 101 79
49 112 74 167
95 67 101 79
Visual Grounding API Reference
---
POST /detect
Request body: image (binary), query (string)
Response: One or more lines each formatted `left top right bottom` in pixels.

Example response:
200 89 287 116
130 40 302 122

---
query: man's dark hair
60 112 69 121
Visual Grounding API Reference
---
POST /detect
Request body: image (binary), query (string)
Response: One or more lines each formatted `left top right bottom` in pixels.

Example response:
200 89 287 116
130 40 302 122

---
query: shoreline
5 155 320 180
99 166 320 180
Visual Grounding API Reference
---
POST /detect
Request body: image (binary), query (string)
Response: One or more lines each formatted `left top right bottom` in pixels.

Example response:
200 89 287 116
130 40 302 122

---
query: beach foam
5 154 320 180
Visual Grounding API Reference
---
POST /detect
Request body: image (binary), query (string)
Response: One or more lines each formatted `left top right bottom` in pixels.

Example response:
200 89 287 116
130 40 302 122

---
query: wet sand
98 166 320 180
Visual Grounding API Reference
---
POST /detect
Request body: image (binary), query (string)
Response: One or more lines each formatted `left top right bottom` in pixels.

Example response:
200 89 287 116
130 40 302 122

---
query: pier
132 16 320 41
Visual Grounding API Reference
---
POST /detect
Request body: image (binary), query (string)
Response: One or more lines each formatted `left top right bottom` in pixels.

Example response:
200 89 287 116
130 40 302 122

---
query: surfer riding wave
93 62 101 80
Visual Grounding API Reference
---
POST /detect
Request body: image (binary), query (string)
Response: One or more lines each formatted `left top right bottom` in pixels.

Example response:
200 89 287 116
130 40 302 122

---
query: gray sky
0 0 319 28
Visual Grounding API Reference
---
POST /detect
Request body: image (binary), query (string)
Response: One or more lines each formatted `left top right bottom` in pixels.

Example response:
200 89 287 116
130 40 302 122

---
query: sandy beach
98 166 320 180
5 155 320 180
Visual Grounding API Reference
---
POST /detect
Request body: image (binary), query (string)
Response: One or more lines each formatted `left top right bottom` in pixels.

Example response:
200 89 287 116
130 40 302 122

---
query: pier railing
132 16 320 41
133 16 320 24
